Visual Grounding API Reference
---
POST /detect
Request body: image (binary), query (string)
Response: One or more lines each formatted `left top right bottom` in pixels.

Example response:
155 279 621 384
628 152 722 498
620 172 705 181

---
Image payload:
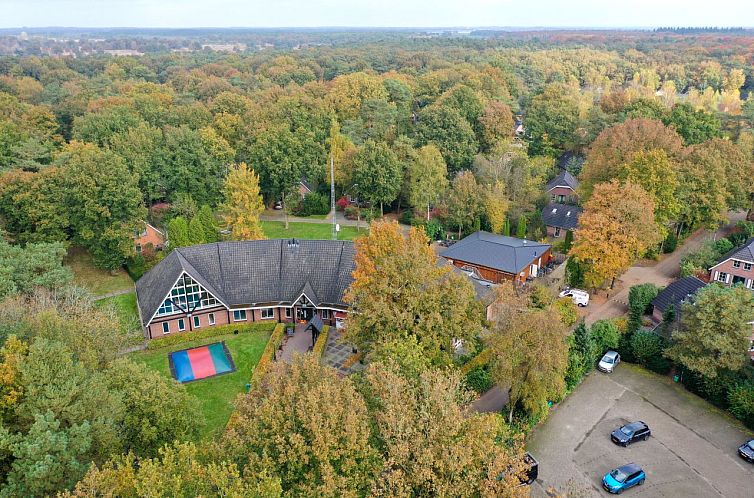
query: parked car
598 351 620 373
611 421 651 446
602 463 646 494
738 439 754 463
558 288 590 307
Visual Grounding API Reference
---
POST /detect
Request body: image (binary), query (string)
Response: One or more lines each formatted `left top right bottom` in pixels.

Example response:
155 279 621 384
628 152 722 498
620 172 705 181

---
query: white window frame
208 313 216 325
554 227 561 237
745 263 753 271
193 316 200 329
261 308 274 320
733 260 741 269
233 310 247 322
717 272 728 283
178 318 185 332
162 322 170 334
322 309 330 319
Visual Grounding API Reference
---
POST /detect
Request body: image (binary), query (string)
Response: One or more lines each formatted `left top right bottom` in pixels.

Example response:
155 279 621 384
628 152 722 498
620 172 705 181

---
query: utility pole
331 155 337 240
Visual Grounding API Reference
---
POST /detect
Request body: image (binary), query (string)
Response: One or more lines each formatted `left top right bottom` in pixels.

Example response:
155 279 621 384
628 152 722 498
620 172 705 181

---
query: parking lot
527 364 754 497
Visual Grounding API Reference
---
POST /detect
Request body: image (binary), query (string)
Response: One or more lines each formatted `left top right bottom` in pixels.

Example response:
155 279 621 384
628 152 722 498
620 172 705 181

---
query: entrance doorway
297 306 314 321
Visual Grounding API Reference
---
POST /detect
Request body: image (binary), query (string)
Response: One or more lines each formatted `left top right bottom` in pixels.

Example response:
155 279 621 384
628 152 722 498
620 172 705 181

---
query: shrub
630 331 671 374
565 258 585 288
728 382 754 429
399 209 414 225
299 192 330 216
423 218 445 241
590 320 620 359
555 297 579 326
336 196 349 211
563 230 574 253
460 348 493 375
250 323 286 384
465 365 493 394
663 232 678 253
344 206 360 220
713 237 734 256
565 345 588 390
312 325 329 359
126 254 147 280
628 283 659 333
147 322 276 350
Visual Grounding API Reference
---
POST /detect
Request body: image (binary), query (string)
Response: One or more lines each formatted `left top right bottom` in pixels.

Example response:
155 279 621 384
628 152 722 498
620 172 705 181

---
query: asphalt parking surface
527 364 754 497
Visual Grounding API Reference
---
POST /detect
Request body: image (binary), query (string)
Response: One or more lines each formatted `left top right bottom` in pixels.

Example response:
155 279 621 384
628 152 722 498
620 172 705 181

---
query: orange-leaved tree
571 180 662 289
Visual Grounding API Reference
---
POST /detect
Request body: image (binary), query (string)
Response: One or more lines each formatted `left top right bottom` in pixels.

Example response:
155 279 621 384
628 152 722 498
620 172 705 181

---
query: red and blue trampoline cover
169 341 236 383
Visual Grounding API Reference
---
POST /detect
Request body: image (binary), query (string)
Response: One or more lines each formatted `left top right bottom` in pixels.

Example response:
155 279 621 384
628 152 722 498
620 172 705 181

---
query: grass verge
65 246 134 296
261 221 365 241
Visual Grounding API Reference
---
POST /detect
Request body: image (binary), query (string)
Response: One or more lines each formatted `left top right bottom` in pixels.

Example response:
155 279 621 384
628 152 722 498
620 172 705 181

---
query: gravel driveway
527 364 754 497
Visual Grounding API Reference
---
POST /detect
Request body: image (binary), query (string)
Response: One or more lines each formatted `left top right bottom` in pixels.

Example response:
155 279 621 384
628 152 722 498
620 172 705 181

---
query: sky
3 0 754 29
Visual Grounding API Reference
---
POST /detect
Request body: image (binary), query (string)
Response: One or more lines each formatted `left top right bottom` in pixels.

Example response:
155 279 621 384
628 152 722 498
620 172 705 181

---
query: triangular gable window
296 293 312 307
156 273 219 317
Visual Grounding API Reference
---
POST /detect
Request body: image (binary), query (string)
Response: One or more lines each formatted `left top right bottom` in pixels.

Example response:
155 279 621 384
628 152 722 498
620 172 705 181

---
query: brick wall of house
546 225 564 238
548 187 577 203
147 306 229 339
450 248 552 284
710 259 754 289
135 224 166 251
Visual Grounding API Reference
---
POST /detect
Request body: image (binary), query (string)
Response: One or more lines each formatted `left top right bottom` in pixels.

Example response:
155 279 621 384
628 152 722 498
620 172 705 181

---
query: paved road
527 364 754 497
584 211 747 325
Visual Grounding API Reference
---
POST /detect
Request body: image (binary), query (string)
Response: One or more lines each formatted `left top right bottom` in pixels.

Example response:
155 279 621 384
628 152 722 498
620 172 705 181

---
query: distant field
131 327 272 438
94 292 141 335
65 246 134 296
261 220 366 241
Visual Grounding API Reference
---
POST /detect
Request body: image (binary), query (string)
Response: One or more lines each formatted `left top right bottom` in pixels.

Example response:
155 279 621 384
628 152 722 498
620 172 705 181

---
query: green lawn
65 246 134 296
131 328 272 438
95 292 141 334
261 220 365 241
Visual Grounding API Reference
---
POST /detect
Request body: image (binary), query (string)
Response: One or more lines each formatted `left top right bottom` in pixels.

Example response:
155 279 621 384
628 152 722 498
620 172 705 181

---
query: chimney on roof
287 238 299 249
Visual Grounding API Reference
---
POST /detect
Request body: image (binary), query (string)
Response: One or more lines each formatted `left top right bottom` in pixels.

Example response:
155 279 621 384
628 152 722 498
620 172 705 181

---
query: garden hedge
250 323 286 384
312 325 330 360
146 322 276 350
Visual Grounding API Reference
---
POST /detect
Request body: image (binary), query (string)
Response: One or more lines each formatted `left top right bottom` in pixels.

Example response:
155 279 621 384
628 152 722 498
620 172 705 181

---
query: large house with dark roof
709 237 754 290
546 170 579 204
541 203 582 239
440 231 552 284
136 239 355 340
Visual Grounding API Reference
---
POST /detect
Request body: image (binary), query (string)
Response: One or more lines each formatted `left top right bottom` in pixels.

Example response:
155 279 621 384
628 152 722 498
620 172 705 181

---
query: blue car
602 463 645 494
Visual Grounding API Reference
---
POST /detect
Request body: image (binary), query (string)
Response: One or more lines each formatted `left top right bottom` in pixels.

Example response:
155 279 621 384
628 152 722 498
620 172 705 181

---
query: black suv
739 439 754 463
611 421 651 446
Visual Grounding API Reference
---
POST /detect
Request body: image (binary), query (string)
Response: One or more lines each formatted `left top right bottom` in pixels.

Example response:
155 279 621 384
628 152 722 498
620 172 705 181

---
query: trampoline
168 341 236 383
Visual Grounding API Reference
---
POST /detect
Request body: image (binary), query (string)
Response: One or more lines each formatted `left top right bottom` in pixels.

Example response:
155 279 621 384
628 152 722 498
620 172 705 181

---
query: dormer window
733 260 741 269
551 208 557 214
566 211 571 217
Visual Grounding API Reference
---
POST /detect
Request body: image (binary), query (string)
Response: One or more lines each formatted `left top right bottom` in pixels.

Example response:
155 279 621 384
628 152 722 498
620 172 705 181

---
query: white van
559 288 590 307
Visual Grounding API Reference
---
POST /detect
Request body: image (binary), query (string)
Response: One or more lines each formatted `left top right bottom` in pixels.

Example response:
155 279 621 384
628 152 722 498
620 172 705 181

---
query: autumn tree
619 149 681 233
221 162 265 241
446 170 485 239
571 181 662 289
580 119 683 198
666 284 754 378
362 361 530 497
344 221 482 365
525 82 581 157
406 144 448 220
677 143 732 230
415 105 478 173
488 307 570 423
351 140 402 217
55 141 146 270
225 356 381 498
663 102 721 145
478 100 514 151
63 443 282 498
484 181 509 234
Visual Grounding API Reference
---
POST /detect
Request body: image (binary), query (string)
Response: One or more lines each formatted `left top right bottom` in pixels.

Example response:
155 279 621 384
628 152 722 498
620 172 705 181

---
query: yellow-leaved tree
571 180 662 289
221 162 265 241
